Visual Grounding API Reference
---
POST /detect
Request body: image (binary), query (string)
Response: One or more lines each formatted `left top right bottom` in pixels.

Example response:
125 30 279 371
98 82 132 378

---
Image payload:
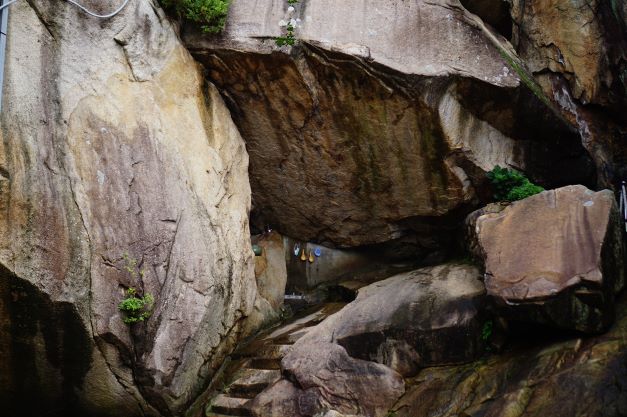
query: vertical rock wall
0 1 258 415
509 0 627 186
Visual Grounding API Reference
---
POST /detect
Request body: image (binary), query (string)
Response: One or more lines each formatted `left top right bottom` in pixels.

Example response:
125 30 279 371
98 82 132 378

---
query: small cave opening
460 0 513 41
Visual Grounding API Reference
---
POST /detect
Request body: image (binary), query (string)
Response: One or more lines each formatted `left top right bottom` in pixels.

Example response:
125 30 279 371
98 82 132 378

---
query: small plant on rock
487 166 544 202
275 0 301 46
160 0 231 33
481 320 493 343
119 288 155 325
118 254 154 325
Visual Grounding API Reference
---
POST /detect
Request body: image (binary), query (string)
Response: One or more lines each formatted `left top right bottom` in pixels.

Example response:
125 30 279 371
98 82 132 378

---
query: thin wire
64 0 131 18
621 184 625 217
0 0 20 12
622 182 627 232
0 0 131 18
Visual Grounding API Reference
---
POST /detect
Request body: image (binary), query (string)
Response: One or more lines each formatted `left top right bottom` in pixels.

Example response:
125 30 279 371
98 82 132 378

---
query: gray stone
287 264 488 378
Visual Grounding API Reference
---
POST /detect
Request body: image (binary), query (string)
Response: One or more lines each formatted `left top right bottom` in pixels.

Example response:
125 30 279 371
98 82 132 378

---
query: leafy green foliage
487 166 544 201
275 23 296 46
119 288 154 325
160 0 230 33
118 254 154 325
275 0 299 46
481 320 493 342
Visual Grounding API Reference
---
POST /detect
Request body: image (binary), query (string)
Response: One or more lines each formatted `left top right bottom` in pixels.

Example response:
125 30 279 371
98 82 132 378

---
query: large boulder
181 0 594 248
250 264 487 417
467 185 625 332
250 344 405 417
0 1 262 416
299 264 489 376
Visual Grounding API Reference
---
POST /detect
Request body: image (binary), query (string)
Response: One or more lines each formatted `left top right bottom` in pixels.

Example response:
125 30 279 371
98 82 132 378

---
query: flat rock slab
468 185 625 332
210 395 251 416
228 369 281 398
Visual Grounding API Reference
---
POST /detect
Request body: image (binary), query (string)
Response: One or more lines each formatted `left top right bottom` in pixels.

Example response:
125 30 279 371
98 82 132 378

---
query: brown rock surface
510 0 625 107
468 185 625 332
294 264 488 376
0 1 262 415
182 0 594 248
507 0 627 186
390 297 627 417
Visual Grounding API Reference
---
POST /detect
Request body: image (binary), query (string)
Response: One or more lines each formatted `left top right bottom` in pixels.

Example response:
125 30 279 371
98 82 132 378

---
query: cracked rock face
0 1 260 416
182 0 594 248
508 0 627 186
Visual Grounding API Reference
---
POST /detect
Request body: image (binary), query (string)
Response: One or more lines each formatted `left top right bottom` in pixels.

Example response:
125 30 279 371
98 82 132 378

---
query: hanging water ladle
314 247 322 257
308 250 314 263
300 248 307 261
293 243 301 257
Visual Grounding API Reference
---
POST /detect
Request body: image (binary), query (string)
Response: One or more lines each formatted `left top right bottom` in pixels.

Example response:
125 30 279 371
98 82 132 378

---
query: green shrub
160 0 230 33
487 166 544 201
275 0 300 46
118 254 154 325
119 288 155 325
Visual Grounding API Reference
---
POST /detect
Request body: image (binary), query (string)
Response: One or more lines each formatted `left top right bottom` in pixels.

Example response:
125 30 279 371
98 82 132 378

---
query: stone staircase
205 303 346 417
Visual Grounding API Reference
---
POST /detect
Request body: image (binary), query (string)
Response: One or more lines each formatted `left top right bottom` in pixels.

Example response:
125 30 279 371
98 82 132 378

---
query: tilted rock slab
0 1 263 415
181 0 594 248
249 264 487 417
468 185 625 333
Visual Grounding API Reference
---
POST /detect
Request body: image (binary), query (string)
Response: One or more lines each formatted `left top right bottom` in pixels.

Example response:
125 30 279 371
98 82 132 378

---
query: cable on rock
0 0 131 18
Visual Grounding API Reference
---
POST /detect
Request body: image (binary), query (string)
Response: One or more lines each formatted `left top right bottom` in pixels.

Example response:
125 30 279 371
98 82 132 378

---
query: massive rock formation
0 1 262 415
181 0 595 249
467 185 625 333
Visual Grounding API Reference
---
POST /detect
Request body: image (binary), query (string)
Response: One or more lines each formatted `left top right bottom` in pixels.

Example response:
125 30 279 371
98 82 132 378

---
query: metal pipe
0 0 9 113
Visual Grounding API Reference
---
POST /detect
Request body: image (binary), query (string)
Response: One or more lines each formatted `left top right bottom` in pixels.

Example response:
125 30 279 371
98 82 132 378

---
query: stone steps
246 357 281 370
235 343 292 360
205 303 346 417
209 395 251 416
226 369 281 399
